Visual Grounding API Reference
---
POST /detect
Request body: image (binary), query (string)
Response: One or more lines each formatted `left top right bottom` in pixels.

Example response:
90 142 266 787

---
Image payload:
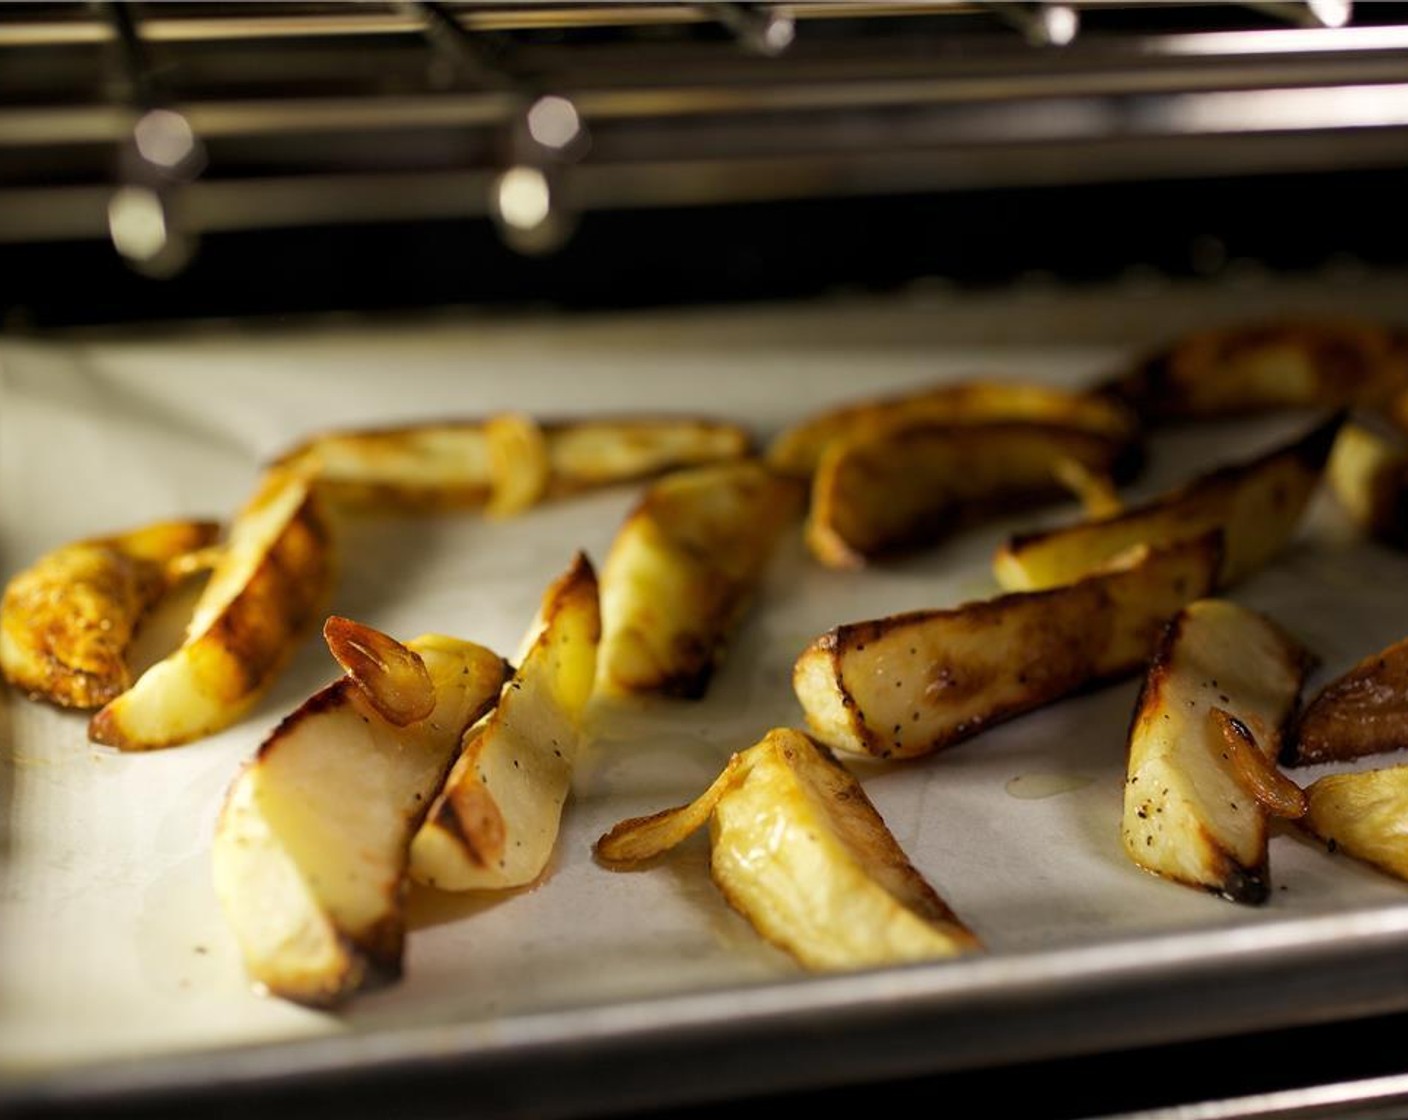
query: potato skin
1101 319 1408 423
796 532 1220 760
806 421 1137 570
1286 635 1408 767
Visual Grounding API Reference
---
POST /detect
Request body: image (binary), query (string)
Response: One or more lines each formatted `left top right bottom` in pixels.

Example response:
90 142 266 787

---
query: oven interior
7 6 1408 1120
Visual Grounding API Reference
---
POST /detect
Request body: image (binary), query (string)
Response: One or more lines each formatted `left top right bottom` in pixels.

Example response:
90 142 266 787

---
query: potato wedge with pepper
1301 766 1408 883
89 467 335 750
276 415 752 514
1 518 219 709
1285 635 1408 767
596 460 803 699
409 551 600 891
993 411 1343 592
795 532 1221 761
1100 318 1408 424
767 378 1141 481
1122 599 1313 905
212 624 510 1007
806 420 1134 570
595 726 981 971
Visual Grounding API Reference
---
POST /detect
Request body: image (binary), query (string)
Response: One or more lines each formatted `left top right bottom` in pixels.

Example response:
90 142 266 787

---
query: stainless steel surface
1096 1075 1408 1120
4 2 1408 252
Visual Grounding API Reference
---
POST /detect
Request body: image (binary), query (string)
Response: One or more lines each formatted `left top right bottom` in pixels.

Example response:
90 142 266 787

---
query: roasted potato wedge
89 467 335 750
1285 635 1408 767
1100 318 1408 424
276 415 752 513
1301 766 1408 882
1326 412 1408 549
275 422 494 510
1121 599 1313 905
1 518 220 709
212 624 510 1007
767 378 1141 480
596 459 804 699
993 411 1343 592
806 421 1134 570
595 726 981 971
409 551 600 891
795 532 1221 760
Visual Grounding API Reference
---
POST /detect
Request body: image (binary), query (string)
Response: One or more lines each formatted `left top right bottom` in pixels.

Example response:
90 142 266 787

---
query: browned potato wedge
544 416 752 493
409 551 600 891
1285 635 1408 767
993 411 1343 593
794 532 1221 761
275 422 494 510
766 378 1141 481
1 519 220 709
596 460 804 700
806 421 1134 570
1121 599 1313 905
1326 412 1408 549
595 727 981 971
88 467 335 750
276 415 752 513
212 626 510 1008
1301 766 1408 882
1100 318 1408 423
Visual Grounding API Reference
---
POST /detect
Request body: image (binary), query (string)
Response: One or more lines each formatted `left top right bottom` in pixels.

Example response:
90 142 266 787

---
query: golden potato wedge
275 415 752 514
805 421 1134 570
766 378 1141 481
992 411 1343 592
794 531 1221 760
409 551 600 891
213 625 510 1007
0 518 220 709
1300 766 1408 882
543 416 752 494
1121 599 1313 905
596 460 804 699
595 727 981 971
1100 318 1408 423
88 468 335 750
1325 412 1408 550
1285 635 1408 767
275 422 494 511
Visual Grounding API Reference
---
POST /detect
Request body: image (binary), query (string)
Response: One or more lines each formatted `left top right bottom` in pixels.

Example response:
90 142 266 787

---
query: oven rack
4 1 1408 276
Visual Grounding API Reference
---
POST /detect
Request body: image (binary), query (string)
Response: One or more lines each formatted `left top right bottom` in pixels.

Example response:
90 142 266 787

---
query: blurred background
4 1 1408 330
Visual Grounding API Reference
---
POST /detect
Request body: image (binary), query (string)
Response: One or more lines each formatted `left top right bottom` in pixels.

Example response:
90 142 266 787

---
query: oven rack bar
3 2 1407 267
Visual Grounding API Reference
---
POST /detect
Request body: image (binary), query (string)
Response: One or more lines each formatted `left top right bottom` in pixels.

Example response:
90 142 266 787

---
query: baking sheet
8 279 1408 1114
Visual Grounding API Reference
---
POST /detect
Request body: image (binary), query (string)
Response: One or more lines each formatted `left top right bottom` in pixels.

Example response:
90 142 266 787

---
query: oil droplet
1005 772 1093 800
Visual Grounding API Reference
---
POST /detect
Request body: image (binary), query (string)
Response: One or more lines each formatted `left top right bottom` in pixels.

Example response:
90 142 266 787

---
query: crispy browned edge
1285 634 1408 767
1122 603 1315 905
813 530 1223 760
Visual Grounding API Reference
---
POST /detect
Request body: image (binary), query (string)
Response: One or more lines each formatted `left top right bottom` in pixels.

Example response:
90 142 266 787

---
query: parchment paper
7 276 1408 1083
